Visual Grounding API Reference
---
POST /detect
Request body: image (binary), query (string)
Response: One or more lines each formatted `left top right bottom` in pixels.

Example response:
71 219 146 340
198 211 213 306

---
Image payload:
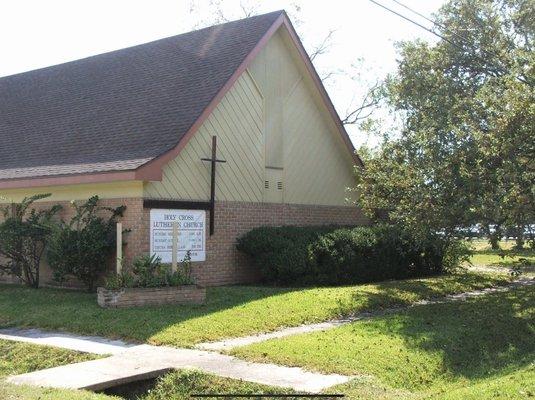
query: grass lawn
135 369 296 399
231 286 535 399
0 272 508 348
468 240 535 275
0 339 98 376
0 339 111 400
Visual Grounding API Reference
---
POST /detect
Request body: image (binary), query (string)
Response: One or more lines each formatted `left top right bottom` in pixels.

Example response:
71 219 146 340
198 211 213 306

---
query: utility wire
390 0 451 35
390 0 510 72
367 0 531 85
368 0 459 48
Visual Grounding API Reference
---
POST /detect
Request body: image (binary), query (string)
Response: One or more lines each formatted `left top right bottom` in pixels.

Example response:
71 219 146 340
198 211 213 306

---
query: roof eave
0 167 161 190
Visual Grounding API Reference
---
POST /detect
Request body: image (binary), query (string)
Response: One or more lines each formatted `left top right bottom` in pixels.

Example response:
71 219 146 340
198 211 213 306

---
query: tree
0 194 61 288
356 0 534 245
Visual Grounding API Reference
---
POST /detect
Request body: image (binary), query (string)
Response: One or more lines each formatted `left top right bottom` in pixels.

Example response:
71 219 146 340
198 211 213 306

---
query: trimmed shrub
237 224 469 286
236 226 340 285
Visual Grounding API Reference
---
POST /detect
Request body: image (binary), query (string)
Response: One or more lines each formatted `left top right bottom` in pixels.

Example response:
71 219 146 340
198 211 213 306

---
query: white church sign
150 209 206 262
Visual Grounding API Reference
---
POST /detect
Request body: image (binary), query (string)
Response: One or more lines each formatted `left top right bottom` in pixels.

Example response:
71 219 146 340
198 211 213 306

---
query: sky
0 0 446 146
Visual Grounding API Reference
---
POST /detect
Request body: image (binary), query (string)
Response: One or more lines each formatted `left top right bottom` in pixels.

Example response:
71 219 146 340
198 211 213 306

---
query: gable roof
0 11 361 189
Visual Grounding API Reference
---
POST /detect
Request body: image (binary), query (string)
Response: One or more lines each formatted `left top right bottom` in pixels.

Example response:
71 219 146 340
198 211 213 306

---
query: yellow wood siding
0 181 144 203
283 79 356 205
248 31 300 169
144 27 356 206
249 29 356 206
144 70 265 201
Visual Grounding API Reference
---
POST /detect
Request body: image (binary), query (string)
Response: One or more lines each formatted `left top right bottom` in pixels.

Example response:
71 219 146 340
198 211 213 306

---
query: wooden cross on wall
201 136 226 235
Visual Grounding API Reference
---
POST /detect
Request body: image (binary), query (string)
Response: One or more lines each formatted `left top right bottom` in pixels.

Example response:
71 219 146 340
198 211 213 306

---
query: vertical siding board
249 30 356 206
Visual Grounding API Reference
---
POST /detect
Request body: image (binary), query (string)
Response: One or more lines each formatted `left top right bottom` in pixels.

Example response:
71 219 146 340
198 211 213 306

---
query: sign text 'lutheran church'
150 209 206 262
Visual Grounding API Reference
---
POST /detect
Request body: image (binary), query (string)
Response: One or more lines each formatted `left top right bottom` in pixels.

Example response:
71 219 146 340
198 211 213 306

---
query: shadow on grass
472 247 535 256
345 273 503 314
363 286 534 383
0 284 299 346
471 247 535 273
0 272 507 348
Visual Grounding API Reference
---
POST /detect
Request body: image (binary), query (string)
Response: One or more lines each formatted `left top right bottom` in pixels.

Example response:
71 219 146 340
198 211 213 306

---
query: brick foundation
97 285 206 308
1 199 368 287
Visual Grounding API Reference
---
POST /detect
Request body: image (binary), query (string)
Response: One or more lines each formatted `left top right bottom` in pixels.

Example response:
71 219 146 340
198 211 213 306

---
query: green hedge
237 225 467 286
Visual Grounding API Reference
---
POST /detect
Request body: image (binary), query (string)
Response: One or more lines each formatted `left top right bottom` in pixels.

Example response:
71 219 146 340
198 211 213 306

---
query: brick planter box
97 285 206 308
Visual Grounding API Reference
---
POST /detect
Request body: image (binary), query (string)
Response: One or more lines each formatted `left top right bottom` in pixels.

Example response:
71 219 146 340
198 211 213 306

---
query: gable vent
265 180 270 189
277 181 283 190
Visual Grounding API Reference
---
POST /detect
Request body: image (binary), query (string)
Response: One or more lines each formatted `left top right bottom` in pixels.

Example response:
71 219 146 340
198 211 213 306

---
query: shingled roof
0 10 359 188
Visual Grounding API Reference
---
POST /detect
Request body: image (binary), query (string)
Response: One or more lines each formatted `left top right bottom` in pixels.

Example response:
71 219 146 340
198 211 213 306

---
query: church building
0 11 368 286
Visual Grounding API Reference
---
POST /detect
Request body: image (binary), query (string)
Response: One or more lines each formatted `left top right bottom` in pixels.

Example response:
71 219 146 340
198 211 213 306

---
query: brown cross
201 136 226 235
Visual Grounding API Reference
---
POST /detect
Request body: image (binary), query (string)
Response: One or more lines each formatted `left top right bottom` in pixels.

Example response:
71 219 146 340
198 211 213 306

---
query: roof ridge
0 10 286 81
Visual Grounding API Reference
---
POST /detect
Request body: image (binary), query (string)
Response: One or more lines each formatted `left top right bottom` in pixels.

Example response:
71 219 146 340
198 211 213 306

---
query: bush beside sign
97 285 206 308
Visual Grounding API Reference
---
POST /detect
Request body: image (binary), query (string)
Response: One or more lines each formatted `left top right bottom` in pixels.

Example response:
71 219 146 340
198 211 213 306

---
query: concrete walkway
196 277 534 351
0 328 133 355
2 329 349 393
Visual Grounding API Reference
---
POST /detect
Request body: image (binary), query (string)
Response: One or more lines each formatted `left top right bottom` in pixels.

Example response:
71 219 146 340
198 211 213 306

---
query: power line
367 0 531 85
368 0 459 48
390 0 450 33
390 0 510 72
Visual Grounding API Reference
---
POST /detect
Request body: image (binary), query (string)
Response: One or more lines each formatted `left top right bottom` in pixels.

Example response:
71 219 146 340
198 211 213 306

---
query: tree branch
341 81 382 125
309 30 336 62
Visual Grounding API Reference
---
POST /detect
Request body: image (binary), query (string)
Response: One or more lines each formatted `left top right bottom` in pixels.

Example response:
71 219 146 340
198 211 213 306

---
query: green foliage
356 0 534 246
46 196 126 291
442 239 472 272
104 252 194 290
0 194 61 288
237 225 468 286
132 254 167 287
236 226 339 285
102 269 136 291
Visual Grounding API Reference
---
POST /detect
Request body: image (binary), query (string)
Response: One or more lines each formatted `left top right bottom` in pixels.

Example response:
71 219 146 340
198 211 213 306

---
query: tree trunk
485 224 501 250
514 225 524 250
489 235 500 250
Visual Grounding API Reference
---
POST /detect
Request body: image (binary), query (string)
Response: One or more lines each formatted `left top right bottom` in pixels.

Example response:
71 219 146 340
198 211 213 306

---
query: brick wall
1 198 369 287
97 286 206 308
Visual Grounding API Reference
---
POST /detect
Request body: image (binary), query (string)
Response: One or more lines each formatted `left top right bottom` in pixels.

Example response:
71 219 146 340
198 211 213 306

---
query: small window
265 180 270 189
277 181 283 190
